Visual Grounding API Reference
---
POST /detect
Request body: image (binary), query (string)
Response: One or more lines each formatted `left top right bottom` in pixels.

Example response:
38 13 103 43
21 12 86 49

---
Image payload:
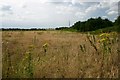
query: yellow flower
99 38 106 43
105 33 110 37
43 43 48 48
99 33 105 37
99 33 110 37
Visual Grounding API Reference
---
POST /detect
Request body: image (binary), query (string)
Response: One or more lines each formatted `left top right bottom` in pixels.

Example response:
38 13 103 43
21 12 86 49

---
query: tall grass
2 31 118 78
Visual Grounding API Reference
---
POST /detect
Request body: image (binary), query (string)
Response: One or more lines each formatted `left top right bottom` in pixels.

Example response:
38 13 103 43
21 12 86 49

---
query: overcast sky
0 0 119 28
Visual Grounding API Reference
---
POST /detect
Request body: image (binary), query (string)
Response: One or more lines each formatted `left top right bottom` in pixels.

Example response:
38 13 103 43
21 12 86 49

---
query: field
2 30 119 78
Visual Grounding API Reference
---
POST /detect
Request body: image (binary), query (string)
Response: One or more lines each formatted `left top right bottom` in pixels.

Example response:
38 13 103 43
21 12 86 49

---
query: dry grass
2 31 119 78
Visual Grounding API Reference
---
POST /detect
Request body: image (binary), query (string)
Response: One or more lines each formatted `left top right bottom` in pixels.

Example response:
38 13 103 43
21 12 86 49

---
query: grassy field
2 30 119 78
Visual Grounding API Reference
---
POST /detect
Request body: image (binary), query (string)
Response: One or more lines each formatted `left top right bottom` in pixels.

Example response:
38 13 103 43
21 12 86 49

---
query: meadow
2 30 119 78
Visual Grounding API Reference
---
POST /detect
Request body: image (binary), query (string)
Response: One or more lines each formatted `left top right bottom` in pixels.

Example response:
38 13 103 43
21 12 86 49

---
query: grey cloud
0 5 13 16
22 5 27 8
1 5 12 11
48 0 65 2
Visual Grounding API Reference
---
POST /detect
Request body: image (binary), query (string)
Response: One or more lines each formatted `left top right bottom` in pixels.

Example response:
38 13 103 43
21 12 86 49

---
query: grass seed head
43 43 48 48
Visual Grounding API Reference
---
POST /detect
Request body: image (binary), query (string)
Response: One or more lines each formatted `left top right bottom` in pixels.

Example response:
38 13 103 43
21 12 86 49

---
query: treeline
56 16 120 32
1 28 46 31
114 16 120 32
55 27 69 30
1 16 120 32
71 17 113 32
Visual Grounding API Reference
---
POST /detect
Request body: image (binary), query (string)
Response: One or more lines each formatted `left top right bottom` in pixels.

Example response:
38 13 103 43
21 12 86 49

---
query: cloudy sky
0 0 119 28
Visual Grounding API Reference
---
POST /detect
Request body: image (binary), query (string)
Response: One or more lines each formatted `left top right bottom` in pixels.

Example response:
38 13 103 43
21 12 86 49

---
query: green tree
71 17 113 32
114 16 120 32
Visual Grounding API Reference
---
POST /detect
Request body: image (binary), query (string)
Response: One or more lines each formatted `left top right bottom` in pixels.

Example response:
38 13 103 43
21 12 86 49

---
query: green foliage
71 17 113 32
27 51 33 78
56 27 77 32
89 26 117 35
99 33 111 54
55 16 119 33
114 16 120 32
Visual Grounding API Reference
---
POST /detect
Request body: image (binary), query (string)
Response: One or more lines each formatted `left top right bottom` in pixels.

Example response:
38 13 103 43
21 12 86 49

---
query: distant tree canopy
55 27 69 30
71 17 113 32
1 28 46 31
114 16 120 32
115 16 120 25
1 16 120 32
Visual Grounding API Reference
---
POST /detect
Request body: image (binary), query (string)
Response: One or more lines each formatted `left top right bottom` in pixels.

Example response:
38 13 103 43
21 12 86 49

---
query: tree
71 17 113 32
114 16 120 32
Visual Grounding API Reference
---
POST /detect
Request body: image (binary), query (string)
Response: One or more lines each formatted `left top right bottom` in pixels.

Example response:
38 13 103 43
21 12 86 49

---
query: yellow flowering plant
98 33 112 54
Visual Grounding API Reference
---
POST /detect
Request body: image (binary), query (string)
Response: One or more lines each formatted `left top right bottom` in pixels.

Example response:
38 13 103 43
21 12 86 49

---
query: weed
6 50 11 78
86 34 98 52
98 33 112 54
42 43 48 54
27 51 33 78
2 31 118 78
79 44 86 53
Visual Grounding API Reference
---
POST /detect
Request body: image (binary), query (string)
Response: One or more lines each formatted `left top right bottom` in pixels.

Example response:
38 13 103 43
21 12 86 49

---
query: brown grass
2 31 118 78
